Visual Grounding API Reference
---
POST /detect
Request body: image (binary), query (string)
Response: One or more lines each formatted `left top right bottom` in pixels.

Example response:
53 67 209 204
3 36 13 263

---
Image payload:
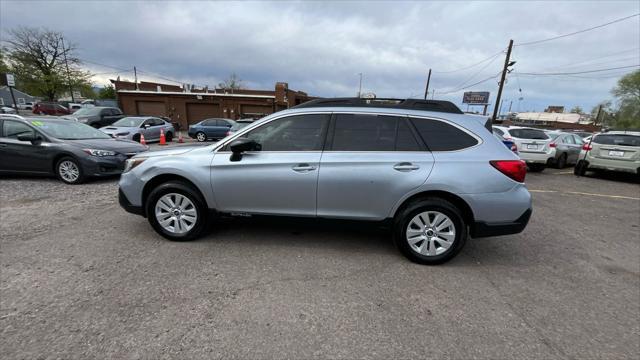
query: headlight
123 157 147 173
83 149 116 157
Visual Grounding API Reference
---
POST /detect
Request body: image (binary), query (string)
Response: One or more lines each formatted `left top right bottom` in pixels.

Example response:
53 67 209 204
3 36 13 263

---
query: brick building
111 80 315 129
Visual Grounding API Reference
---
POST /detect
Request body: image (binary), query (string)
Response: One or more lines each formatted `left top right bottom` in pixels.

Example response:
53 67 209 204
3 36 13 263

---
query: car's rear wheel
146 181 208 241
394 198 467 265
556 153 567 169
528 164 546 172
56 157 85 184
196 132 206 142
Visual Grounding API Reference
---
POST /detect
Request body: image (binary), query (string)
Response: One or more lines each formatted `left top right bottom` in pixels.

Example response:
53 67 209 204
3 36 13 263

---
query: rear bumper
119 188 145 216
519 149 555 164
583 155 640 174
471 208 532 238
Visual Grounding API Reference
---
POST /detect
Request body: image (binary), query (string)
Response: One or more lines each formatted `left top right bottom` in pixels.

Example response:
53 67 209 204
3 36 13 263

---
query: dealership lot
1 168 638 359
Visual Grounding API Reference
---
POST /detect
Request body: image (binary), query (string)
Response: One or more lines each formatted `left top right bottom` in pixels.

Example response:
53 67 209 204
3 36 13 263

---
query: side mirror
17 133 41 144
230 138 259 153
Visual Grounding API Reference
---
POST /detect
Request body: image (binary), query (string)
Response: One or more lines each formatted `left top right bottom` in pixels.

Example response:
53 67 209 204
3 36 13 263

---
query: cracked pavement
1 168 638 359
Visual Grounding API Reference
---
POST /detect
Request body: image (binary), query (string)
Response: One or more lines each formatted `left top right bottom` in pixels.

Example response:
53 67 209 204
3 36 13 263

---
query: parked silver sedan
100 116 175 143
547 132 584 168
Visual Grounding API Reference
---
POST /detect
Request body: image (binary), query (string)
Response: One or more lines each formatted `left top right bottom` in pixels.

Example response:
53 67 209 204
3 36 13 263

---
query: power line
447 52 503 90
515 13 640 47
518 64 639 76
80 58 131 72
432 49 505 74
539 47 640 71
436 72 501 95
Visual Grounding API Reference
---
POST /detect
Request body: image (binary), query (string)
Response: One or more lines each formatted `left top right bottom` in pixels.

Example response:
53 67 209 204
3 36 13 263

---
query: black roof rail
291 97 464 114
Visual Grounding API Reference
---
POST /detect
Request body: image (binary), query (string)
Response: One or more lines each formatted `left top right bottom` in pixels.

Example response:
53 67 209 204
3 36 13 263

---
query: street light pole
492 39 514 122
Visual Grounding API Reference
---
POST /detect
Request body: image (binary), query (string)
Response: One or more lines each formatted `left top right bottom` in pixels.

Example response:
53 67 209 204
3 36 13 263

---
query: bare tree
217 73 243 91
4 27 90 100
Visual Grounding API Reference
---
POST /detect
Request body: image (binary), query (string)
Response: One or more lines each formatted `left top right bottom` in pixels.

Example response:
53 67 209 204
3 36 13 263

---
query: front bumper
471 208 532 238
119 188 145 216
80 155 127 177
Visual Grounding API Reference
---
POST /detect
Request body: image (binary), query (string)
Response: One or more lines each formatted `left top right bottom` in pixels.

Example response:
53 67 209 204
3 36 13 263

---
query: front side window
330 114 421 151
410 117 479 151
2 121 34 139
242 114 329 151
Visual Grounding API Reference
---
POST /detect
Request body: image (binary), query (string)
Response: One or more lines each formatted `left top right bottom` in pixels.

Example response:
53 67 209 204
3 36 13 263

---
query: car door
140 119 157 140
201 120 217 138
569 135 584 163
216 119 233 138
210 113 330 216
317 113 434 220
0 120 51 173
100 109 118 126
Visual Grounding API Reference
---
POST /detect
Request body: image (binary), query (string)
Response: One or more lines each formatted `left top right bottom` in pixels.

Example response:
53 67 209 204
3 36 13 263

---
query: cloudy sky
1 1 639 113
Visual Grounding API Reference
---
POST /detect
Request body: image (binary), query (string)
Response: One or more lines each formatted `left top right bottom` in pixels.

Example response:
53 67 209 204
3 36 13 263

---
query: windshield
30 119 111 140
508 129 549 140
113 117 145 127
72 107 101 116
593 134 640 147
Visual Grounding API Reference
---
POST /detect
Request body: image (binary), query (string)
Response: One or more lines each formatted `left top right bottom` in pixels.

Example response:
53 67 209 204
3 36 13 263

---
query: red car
33 102 71 116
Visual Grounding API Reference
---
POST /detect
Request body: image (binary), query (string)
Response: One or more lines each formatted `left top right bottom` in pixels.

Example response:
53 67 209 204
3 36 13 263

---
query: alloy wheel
155 193 198 234
405 211 456 256
59 160 80 183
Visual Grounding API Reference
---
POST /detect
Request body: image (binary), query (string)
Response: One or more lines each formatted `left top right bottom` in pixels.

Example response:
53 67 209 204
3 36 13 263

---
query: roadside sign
463 91 490 105
6 74 15 87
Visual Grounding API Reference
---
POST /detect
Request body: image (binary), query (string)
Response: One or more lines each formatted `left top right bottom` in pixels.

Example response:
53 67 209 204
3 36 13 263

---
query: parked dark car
0 115 148 184
188 118 236 141
33 102 71 116
68 107 124 128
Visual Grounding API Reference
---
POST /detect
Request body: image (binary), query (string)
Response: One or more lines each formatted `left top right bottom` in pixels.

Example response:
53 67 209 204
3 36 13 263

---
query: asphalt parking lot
1 165 638 359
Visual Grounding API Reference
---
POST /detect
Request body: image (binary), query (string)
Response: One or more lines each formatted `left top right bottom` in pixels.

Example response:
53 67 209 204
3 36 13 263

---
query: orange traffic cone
139 133 146 145
159 128 167 146
178 131 184 143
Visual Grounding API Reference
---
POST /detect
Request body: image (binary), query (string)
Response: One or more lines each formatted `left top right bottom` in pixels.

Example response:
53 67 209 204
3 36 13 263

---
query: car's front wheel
146 181 208 241
196 132 207 142
56 157 85 184
394 198 467 265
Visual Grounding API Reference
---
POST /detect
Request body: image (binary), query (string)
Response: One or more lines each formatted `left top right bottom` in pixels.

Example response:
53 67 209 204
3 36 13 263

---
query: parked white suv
495 126 554 172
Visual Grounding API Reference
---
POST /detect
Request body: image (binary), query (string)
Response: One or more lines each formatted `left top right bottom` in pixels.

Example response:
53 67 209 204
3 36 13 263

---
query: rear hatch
591 133 640 161
507 128 551 153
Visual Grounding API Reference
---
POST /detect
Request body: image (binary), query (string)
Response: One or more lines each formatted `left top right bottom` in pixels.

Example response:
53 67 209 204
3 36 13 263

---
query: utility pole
134 66 139 90
61 36 74 103
357 73 362 98
595 104 603 126
508 100 513 113
492 39 514 122
424 68 431 99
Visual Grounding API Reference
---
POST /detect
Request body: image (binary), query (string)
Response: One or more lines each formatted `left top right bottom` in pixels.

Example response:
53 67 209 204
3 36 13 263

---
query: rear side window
410 117 478 151
493 128 504 136
330 114 421 151
508 129 549 140
593 134 640 147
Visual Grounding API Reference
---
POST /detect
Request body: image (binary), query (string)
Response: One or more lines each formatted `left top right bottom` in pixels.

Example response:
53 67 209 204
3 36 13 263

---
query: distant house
0 86 38 107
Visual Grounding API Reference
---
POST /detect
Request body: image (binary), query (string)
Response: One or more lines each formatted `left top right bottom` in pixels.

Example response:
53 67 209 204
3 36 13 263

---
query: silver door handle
292 163 316 172
393 162 419 171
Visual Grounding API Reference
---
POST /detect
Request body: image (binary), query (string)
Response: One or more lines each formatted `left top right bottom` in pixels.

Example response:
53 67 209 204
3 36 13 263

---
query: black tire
55 156 85 184
196 131 207 142
555 153 567 169
146 181 209 241
574 160 587 176
393 198 468 265
165 132 173 142
528 164 546 172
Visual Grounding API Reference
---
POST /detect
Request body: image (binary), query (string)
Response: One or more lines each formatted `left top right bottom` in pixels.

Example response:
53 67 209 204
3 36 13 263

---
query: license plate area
526 144 538 150
608 150 624 157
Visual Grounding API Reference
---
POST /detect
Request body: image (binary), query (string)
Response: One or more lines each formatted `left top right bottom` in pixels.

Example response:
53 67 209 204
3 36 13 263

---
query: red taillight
490 160 527 183
549 142 557 148
582 143 592 151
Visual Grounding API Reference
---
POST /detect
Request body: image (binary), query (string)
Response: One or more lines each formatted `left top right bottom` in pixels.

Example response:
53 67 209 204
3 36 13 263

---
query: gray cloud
1 0 638 112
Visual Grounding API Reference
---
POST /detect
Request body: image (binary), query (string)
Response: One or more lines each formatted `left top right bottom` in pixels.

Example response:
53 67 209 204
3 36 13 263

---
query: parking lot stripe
553 171 574 175
529 189 639 200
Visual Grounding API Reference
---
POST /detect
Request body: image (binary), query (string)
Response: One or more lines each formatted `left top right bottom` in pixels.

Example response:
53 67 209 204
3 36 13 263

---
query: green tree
0 48 10 74
97 84 116 99
569 106 583 114
611 70 640 129
590 101 615 127
4 27 91 101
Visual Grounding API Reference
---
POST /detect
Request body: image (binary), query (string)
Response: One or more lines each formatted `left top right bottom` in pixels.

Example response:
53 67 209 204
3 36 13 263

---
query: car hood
65 138 148 154
136 146 202 158
100 126 138 133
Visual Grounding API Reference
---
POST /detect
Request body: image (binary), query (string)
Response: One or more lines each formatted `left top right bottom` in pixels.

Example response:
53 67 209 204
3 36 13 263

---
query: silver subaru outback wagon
119 98 532 264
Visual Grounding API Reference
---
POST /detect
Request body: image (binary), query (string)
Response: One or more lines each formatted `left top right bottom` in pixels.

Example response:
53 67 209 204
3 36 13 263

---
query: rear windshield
508 129 549 140
592 134 640 147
